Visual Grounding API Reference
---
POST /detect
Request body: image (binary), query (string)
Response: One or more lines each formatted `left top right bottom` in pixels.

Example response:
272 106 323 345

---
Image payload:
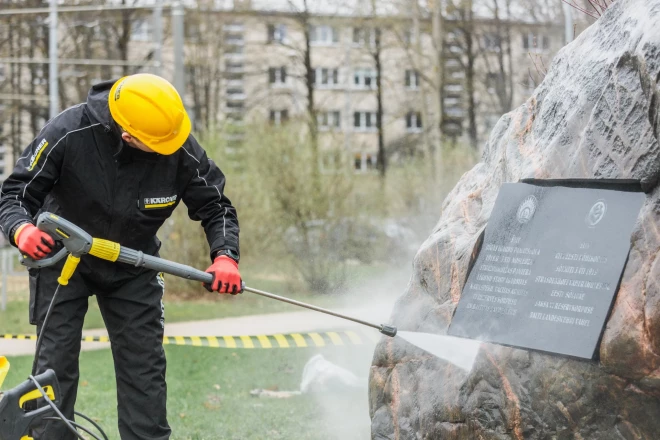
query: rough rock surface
370 1 660 439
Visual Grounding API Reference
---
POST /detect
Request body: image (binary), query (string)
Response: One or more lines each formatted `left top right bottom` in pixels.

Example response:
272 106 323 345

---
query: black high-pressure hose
31 285 61 376
29 282 108 440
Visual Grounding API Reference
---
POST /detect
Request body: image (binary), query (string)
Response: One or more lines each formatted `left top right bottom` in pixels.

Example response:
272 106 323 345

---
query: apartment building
0 0 568 178
187 2 565 172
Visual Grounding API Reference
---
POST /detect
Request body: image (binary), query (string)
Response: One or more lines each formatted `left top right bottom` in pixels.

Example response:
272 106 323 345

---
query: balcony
445 108 464 118
225 64 245 74
444 84 463 94
225 79 245 88
223 23 244 33
226 91 247 101
225 35 245 46
224 52 244 62
224 102 245 113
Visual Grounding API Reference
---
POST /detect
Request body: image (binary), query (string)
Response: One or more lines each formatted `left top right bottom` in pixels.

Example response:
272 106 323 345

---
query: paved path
0 302 395 356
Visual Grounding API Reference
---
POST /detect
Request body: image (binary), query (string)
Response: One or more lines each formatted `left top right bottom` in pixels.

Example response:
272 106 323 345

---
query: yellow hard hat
108 73 191 155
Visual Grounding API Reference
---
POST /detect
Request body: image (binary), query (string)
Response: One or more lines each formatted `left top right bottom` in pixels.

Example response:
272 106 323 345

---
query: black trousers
29 259 170 440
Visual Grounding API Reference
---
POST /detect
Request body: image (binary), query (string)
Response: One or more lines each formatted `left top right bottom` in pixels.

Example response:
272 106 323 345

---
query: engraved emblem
517 195 538 224
586 199 607 227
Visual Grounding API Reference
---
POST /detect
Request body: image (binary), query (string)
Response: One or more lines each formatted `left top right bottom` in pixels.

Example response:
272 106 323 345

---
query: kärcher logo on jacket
144 195 177 208
28 139 49 171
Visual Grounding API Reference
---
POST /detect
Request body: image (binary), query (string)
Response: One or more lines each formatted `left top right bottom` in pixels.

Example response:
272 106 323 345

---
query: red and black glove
204 255 242 294
14 223 55 260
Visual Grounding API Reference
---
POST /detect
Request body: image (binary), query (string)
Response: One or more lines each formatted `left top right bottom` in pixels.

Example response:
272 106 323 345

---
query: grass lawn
2 344 374 440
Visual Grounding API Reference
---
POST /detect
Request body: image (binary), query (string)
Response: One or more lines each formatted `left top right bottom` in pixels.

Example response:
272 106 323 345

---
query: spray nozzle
379 324 397 337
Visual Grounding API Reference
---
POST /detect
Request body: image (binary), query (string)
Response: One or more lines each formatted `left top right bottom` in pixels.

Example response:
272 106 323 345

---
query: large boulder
369 1 660 439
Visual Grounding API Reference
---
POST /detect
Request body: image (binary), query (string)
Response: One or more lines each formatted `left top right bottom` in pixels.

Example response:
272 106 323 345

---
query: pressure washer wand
241 285 397 337
20 212 398 338
116 251 398 337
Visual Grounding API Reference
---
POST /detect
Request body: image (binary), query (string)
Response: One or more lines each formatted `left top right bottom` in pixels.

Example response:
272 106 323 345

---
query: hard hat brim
144 111 191 155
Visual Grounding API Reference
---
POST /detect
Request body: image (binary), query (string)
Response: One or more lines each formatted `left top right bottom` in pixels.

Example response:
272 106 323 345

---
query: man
0 73 241 439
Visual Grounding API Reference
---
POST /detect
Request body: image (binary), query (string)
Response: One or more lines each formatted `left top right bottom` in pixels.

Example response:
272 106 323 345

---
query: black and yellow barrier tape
0 331 381 348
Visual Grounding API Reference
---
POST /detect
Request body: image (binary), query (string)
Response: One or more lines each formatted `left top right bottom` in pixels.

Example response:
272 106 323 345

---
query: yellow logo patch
28 139 49 171
144 195 177 209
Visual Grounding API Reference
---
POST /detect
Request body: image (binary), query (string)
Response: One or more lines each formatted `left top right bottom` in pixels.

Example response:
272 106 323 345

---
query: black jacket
0 80 239 268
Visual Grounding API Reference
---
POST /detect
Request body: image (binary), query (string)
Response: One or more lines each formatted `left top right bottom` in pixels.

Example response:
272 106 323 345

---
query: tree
478 0 514 116
183 8 225 131
395 0 444 177
283 0 319 161
361 0 388 177
453 0 479 149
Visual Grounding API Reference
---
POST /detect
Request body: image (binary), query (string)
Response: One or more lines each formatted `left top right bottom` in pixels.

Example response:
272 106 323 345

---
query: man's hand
204 255 242 294
15 223 55 260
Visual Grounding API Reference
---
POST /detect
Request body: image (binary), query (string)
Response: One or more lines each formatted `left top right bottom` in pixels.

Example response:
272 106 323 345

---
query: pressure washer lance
21 212 398 338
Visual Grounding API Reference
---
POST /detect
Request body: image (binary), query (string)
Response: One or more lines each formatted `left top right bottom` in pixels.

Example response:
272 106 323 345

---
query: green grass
2 345 373 440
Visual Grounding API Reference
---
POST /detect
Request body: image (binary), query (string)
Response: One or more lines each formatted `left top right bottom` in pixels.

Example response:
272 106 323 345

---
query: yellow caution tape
0 331 381 348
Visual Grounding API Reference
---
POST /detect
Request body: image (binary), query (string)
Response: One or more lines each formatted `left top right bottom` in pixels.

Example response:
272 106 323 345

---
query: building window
270 109 289 125
444 121 462 135
225 44 244 54
226 100 244 116
269 66 287 86
447 30 461 42
486 72 501 94
403 29 417 46
445 59 461 68
406 112 422 132
354 68 377 89
226 79 244 89
131 19 151 41
448 43 462 54
354 153 377 171
32 66 47 85
352 27 377 46
0 63 6 81
186 24 205 43
224 22 244 33
483 33 501 51
310 25 339 45
522 32 549 51
450 70 465 79
226 87 245 100
445 107 463 118
353 111 378 131
313 68 340 87
268 23 287 44
317 111 341 130
225 33 244 46
225 61 244 74
405 70 420 89
445 84 463 94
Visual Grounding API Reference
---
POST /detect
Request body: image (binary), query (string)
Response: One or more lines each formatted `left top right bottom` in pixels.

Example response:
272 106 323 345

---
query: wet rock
370 0 660 438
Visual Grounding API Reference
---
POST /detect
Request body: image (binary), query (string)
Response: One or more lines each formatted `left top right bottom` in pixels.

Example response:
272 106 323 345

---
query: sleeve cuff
8 221 31 247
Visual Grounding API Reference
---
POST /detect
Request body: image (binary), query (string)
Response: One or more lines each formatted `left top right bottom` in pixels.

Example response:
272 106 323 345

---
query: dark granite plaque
448 182 645 359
